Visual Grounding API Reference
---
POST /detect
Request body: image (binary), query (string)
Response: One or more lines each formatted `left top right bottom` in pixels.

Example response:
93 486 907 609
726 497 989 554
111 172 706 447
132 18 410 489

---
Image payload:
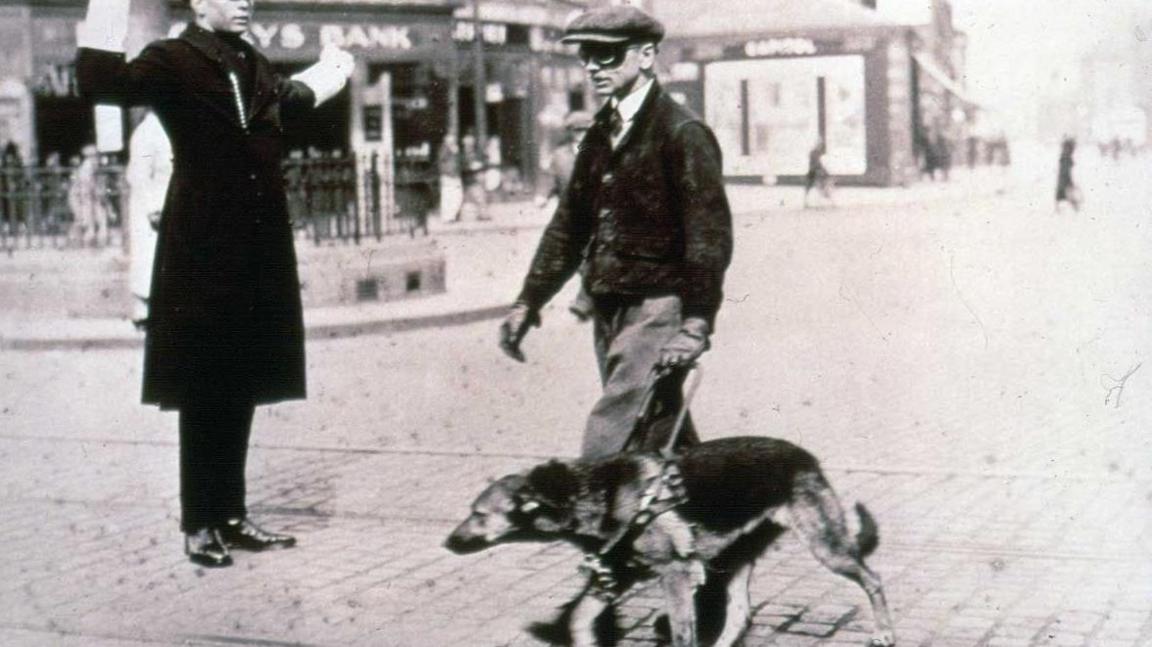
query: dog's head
444 461 580 555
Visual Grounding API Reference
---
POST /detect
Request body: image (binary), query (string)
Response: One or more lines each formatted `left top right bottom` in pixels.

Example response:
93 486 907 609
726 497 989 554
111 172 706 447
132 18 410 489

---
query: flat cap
561 6 665 45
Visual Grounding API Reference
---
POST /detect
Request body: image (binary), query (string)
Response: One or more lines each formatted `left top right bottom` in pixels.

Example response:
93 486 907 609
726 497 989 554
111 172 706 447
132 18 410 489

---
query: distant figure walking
67 144 113 247
1055 137 1081 213
803 138 834 208
544 110 594 320
1 142 25 235
934 131 952 181
437 135 463 222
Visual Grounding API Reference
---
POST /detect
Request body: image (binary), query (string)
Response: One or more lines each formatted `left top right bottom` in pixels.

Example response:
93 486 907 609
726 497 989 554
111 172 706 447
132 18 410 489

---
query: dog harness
580 364 703 601
580 458 690 601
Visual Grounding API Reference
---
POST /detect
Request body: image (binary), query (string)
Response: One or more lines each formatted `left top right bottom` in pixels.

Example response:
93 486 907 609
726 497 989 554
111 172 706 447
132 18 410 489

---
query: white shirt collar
611 77 654 123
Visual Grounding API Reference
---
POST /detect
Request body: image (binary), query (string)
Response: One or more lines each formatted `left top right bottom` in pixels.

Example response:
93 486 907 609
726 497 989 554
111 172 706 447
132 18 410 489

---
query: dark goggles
577 43 641 69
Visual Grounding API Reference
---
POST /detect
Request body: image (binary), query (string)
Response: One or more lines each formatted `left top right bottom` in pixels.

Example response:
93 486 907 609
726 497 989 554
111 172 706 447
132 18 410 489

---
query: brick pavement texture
1 152 1151 645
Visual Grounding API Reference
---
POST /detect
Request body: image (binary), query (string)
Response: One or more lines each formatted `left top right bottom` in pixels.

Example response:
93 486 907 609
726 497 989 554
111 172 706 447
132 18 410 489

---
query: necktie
608 108 624 141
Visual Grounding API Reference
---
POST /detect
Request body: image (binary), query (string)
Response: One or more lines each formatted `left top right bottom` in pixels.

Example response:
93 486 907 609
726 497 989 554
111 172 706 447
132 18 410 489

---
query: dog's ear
511 461 580 532
525 460 579 509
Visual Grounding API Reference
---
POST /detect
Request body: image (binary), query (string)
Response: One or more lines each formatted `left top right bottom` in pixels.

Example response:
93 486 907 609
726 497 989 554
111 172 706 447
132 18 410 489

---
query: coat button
249 173 257 180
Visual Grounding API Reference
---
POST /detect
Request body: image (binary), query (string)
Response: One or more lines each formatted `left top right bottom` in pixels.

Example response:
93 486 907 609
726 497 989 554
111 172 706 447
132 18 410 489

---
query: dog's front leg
660 561 705 646
569 590 610 647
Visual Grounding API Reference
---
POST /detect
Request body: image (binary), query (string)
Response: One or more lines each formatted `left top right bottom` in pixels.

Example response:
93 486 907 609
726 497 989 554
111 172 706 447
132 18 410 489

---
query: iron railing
0 155 421 253
0 165 126 251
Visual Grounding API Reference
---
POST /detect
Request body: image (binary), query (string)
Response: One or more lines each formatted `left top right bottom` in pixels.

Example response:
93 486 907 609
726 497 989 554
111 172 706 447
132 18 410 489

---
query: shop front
662 30 910 186
1 2 458 184
451 9 588 196
220 4 458 219
655 0 923 186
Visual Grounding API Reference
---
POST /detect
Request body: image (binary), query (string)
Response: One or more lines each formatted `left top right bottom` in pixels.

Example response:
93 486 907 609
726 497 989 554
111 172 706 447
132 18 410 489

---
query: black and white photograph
0 0 1149 645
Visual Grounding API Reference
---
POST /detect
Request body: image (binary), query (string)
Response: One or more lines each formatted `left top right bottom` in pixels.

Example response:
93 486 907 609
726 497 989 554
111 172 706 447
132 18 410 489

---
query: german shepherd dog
445 436 896 646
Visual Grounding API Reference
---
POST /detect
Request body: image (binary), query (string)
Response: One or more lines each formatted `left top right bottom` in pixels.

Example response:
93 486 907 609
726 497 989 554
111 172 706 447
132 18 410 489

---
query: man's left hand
657 317 710 369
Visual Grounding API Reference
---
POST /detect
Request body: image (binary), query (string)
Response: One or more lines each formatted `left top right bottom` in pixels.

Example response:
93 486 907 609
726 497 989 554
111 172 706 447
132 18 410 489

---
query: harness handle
663 364 702 457
625 362 703 456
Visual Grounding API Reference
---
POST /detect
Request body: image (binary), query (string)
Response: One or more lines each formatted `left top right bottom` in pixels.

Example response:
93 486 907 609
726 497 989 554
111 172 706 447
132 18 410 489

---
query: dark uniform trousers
178 394 255 532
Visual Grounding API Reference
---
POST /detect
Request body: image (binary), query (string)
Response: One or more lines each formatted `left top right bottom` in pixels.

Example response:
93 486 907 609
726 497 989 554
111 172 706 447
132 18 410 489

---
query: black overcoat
516 82 733 325
77 25 315 409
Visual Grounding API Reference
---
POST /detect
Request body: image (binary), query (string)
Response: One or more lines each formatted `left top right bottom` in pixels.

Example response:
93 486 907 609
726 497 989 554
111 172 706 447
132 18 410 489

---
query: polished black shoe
218 518 297 552
184 528 232 568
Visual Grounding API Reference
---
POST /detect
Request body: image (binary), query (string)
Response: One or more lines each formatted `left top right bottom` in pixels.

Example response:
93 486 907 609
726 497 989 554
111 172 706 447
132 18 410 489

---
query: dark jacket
517 82 732 324
77 24 316 409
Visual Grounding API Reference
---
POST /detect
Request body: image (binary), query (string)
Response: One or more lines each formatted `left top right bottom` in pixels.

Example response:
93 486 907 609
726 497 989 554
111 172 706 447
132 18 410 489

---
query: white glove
292 45 355 107
76 0 131 52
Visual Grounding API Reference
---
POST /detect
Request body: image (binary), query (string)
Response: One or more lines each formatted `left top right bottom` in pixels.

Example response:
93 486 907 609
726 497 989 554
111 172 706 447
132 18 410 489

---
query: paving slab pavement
0 166 1016 351
2 151 1150 646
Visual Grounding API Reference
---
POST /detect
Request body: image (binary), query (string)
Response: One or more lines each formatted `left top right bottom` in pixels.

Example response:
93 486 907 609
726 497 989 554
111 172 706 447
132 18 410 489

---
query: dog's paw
868 634 896 647
526 619 573 645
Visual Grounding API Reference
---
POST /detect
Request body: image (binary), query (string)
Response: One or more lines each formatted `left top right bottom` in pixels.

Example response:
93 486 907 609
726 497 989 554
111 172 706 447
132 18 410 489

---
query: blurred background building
0 0 597 205
651 0 976 186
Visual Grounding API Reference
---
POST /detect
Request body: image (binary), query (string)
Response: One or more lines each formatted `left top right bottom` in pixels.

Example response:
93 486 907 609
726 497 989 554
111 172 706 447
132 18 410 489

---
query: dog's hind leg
787 476 897 646
710 559 754 647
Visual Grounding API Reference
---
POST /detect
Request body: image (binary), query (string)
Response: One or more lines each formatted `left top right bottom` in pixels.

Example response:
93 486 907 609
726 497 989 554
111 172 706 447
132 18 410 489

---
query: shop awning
912 52 980 107
654 0 901 39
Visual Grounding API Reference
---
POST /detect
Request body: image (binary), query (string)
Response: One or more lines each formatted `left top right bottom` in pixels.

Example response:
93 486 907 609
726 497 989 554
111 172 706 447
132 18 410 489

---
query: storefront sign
247 22 415 51
452 21 507 46
743 38 819 58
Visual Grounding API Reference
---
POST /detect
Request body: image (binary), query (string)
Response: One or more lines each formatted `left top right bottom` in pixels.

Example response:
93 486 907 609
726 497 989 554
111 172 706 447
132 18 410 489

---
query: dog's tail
853 502 879 557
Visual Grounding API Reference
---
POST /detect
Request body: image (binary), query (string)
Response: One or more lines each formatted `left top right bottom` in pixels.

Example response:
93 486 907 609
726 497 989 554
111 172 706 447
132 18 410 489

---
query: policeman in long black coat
76 0 353 567
499 6 733 458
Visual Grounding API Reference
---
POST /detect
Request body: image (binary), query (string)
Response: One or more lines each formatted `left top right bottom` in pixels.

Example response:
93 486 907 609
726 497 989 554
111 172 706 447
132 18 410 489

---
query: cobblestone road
1 153 1150 646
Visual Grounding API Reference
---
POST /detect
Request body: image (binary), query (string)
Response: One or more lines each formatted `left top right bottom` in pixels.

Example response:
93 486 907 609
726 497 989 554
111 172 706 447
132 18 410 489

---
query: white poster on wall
705 55 867 177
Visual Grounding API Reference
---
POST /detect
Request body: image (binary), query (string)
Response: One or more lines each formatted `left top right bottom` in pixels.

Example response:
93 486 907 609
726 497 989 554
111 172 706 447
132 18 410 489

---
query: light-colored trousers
439 175 463 221
583 294 700 458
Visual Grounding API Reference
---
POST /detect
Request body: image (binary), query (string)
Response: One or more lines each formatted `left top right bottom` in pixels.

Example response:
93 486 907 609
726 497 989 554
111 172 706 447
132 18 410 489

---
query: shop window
506 25 530 47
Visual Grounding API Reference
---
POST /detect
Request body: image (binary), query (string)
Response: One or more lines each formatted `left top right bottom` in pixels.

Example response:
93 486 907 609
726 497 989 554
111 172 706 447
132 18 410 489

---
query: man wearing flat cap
500 5 734 458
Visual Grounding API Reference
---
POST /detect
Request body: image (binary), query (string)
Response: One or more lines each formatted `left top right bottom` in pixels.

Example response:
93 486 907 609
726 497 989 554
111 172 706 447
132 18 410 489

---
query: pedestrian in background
67 143 112 247
934 130 953 181
459 131 487 221
918 128 939 181
437 135 463 222
542 110 595 320
803 137 834 208
125 111 172 327
499 5 733 459
1 141 25 235
1056 136 1081 213
483 134 503 194
77 0 354 568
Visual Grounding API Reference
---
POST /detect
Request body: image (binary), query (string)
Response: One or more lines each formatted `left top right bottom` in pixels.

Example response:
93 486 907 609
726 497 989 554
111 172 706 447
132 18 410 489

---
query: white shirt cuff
76 0 131 53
